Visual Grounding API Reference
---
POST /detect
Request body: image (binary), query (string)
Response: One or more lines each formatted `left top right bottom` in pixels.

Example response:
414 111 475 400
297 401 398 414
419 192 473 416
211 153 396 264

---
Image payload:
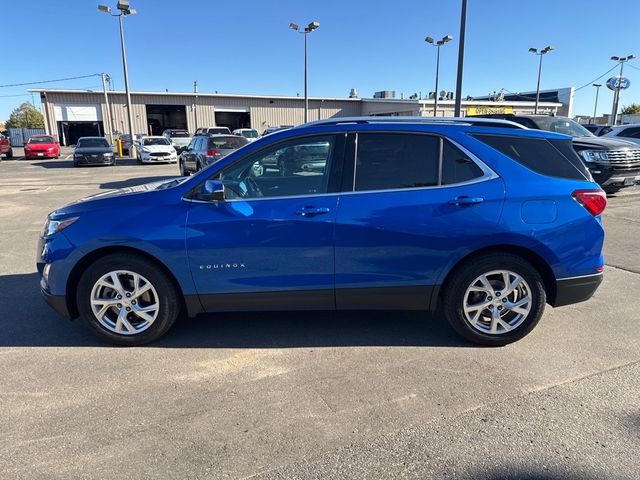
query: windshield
533 117 594 138
240 130 259 138
28 136 55 144
208 136 249 149
208 128 230 134
168 130 190 137
77 138 109 148
143 137 171 146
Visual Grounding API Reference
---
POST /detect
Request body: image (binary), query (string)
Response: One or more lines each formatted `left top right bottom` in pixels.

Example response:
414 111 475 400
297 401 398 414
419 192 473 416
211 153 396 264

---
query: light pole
610 54 635 125
98 1 136 151
101 73 114 143
425 35 453 116
529 45 554 114
591 83 601 124
290 21 320 124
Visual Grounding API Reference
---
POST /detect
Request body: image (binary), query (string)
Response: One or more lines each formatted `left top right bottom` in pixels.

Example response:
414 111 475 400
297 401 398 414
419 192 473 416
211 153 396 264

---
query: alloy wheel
462 269 532 335
90 270 160 335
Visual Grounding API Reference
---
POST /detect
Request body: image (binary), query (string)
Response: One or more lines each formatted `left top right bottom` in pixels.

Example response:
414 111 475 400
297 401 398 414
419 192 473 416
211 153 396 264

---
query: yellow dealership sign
466 106 514 116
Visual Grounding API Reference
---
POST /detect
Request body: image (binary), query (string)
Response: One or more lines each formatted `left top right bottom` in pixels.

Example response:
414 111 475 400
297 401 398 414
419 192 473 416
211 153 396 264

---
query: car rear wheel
76 254 181 346
442 253 546 346
6 148 13 159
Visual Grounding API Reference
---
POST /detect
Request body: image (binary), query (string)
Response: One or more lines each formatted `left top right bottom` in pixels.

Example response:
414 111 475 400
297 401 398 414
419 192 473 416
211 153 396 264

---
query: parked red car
24 134 60 159
0 132 13 158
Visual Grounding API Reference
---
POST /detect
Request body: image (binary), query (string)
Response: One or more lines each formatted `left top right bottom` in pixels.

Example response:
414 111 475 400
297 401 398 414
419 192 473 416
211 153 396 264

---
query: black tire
442 253 546 347
196 161 202 172
6 148 13 159
179 160 188 176
76 253 181 346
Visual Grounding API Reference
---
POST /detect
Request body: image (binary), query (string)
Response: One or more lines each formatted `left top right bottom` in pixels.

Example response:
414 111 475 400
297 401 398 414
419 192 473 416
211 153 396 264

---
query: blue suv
37 118 606 346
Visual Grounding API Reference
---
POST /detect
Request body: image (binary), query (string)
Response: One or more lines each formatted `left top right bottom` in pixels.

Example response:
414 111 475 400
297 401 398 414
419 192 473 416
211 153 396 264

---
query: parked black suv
471 114 640 192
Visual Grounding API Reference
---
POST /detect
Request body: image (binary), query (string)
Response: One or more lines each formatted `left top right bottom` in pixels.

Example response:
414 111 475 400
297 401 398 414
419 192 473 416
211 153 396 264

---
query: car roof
303 116 527 129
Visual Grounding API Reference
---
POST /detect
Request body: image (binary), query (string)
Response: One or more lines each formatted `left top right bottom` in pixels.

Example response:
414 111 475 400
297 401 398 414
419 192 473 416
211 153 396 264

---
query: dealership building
32 88 570 146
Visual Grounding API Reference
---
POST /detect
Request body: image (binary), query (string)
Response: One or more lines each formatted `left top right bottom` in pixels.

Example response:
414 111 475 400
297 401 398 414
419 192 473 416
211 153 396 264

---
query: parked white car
232 128 260 142
136 136 178 163
603 124 640 145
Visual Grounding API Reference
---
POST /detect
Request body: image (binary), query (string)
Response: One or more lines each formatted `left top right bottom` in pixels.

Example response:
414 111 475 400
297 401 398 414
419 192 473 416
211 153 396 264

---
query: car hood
140 144 174 153
75 146 113 154
51 177 185 216
572 136 640 150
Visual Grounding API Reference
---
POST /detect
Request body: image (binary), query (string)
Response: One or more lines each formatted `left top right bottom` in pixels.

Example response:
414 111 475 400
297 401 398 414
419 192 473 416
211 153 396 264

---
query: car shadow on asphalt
100 175 179 190
31 158 144 169
0 272 474 348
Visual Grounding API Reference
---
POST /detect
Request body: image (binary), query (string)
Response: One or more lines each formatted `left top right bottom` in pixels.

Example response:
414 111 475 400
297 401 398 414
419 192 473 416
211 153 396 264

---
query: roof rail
299 116 527 129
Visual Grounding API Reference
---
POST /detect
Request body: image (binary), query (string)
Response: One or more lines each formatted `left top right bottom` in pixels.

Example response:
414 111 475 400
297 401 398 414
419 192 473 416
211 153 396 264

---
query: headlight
141 147 150 153
103 152 114 157
43 216 79 237
581 150 609 163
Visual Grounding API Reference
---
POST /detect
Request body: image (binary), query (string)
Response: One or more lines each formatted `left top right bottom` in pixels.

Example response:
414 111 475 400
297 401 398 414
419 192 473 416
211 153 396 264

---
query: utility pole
454 0 467 117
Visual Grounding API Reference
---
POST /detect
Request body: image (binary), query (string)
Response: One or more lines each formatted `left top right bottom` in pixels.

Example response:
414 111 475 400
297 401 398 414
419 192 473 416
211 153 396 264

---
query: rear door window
353 133 487 191
473 134 589 180
354 133 440 191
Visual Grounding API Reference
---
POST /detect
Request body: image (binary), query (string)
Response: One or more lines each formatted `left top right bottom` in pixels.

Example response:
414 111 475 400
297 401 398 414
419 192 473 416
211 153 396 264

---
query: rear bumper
552 273 603 307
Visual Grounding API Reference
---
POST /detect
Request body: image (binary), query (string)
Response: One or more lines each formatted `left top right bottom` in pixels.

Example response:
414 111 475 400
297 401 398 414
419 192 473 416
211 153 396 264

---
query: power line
0 73 101 88
0 93 31 98
573 64 620 92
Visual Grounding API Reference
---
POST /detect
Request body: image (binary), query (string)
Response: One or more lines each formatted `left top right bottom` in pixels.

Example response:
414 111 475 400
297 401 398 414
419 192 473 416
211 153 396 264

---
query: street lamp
610 54 635 125
425 34 453 116
529 45 554 114
98 1 136 150
290 21 320 124
591 83 602 125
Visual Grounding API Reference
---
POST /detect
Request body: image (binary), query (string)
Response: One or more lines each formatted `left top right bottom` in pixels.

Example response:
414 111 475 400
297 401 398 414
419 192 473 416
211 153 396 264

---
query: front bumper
552 273 603 307
141 154 177 163
590 165 640 188
41 288 71 319
74 155 115 165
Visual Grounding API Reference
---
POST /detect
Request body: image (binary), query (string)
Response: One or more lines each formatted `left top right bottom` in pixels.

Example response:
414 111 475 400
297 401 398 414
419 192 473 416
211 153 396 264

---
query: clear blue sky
2 0 640 120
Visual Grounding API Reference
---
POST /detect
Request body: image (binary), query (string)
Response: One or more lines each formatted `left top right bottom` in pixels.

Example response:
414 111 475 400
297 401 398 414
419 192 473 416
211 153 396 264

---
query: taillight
206 149 221 156
572 189 607 216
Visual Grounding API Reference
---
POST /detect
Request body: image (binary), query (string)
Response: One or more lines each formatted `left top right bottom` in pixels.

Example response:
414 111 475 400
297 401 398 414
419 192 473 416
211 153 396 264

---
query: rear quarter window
473 134 590 181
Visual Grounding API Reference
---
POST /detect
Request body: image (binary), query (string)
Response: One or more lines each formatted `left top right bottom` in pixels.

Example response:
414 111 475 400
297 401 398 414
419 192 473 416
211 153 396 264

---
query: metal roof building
31 88 563 145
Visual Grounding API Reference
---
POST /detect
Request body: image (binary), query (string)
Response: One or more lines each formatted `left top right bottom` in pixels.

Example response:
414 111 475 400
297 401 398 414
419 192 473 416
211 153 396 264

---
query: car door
189 137 203 171
185 133 345 310
334 131 506 310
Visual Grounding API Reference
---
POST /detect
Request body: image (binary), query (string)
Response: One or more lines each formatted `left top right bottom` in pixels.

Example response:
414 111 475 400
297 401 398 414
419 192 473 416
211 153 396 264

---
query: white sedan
136 136 178 163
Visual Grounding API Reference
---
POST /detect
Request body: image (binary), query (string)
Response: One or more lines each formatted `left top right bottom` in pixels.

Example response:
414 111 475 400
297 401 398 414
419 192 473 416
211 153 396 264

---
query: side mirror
200 179 225 202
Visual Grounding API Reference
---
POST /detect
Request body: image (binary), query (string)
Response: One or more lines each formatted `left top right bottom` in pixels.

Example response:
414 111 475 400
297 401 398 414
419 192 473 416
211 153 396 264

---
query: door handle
295 206 331 217
448 196 484 206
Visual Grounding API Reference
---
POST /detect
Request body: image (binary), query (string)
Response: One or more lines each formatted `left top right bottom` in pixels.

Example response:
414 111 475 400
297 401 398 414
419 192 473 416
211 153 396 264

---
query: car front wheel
76 254 181 345
442 253 546 346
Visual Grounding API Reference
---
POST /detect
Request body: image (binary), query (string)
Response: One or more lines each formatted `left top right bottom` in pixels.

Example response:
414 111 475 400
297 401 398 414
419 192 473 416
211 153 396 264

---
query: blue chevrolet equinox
37 117 606 346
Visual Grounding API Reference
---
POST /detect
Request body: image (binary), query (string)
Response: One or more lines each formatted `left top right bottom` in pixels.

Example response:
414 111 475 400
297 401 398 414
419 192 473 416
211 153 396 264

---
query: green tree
621 103 640 115
5 102 45 129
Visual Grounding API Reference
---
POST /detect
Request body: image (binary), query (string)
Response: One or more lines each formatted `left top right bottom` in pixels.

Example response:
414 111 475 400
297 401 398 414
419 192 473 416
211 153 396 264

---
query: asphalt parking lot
1 152 639 479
